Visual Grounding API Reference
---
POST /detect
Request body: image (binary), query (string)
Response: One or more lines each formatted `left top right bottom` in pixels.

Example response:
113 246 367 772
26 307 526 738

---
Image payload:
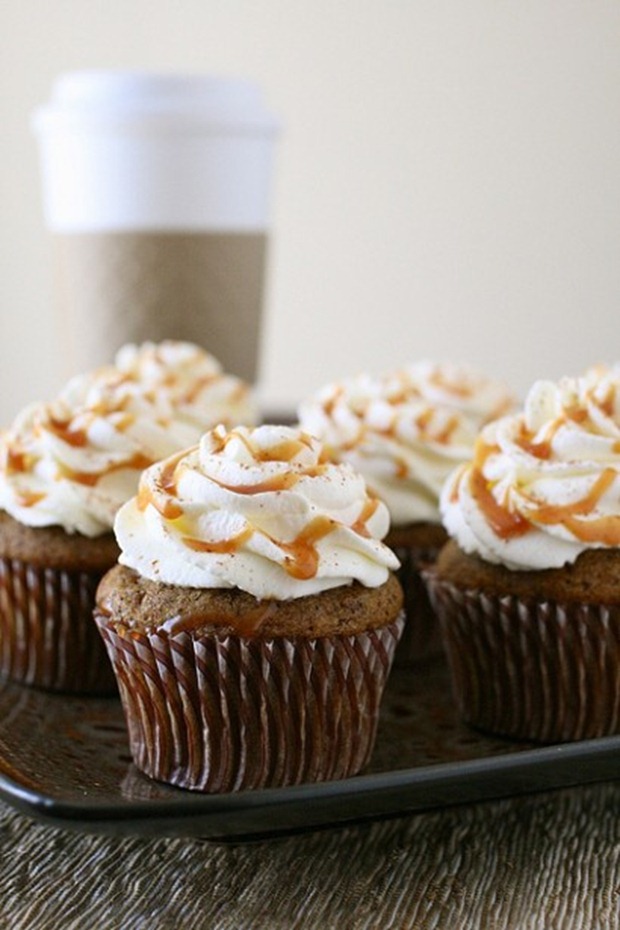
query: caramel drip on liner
163 600 280 637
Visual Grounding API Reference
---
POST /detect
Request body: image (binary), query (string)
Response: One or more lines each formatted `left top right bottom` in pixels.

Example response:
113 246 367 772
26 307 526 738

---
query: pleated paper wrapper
391 544 443 665
424 569 620 743
96 614 405 793
0 556 117 694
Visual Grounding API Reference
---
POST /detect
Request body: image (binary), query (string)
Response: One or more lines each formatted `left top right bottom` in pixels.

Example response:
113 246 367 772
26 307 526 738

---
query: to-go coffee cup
32 70 279 382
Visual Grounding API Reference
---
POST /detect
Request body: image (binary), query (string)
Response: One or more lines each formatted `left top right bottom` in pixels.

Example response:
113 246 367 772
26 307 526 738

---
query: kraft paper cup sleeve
96 614 405 793
33 71 279 381
53 230 267 380
423 567 620 743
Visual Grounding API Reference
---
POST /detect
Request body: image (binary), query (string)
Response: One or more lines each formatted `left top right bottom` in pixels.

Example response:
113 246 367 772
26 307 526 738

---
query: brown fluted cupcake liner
424 569 620 743
0 557 117 694
95 615 405 793
391 545 443 665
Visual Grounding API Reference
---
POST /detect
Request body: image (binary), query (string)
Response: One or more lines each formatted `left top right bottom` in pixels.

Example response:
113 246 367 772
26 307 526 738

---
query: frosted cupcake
426 369 620 742
95 424 404 792
0 340 255 693
298 361 514 661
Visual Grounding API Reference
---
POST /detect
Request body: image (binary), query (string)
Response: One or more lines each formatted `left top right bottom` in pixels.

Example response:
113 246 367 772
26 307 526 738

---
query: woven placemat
0 782 619 929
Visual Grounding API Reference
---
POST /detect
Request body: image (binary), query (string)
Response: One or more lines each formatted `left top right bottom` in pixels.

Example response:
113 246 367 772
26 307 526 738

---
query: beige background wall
1 1 619 422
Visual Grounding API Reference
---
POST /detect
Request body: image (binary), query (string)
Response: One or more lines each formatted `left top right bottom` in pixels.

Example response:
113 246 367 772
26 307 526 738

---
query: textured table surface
1 781 619 929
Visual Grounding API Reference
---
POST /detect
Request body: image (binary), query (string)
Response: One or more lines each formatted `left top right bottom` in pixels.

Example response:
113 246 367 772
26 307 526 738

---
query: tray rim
1 728 619 839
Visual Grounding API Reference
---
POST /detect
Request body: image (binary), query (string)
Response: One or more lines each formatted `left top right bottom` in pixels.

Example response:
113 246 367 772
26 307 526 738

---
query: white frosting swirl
0 341 256 537
298 362 514 526
441 370 620 570
115 424 400 599
61 340 256 432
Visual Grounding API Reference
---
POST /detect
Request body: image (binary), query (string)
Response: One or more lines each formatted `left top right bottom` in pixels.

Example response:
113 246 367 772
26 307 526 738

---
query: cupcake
425 370 620 742
298 361 514 661
95 424 404 792
0 340 255 693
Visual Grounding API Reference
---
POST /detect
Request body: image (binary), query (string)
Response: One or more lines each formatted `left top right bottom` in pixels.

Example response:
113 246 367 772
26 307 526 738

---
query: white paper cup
32 71 279 381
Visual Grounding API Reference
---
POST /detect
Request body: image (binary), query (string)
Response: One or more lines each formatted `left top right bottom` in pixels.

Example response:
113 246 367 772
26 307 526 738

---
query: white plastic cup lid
32 70 279 136
32 70 279 231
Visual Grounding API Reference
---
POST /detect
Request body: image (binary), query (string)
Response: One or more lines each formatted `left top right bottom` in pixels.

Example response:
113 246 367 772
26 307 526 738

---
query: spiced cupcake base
0 513 119 693
95 566 405 792
424 542 620 743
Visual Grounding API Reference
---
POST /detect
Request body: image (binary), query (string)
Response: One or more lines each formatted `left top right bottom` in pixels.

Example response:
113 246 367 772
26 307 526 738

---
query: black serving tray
0 655 618 841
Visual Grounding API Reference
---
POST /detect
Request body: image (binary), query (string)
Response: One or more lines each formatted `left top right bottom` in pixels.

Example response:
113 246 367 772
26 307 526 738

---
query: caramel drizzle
163 600 280 638
182 519 336 581
213 469 328 495
179 374 219 404
5 439 152 496
520 468 620 545
57 452 154 487
70 392 134 421
180 516 342 580
470 440 620 544
183 526 254 554
149 458 329 502
351 496 379 537
137 433 380 580
224 428 317 464
515 387 620 460
46 416 89 447
322 385 345 417
138 451 185 519
598 382 617 418
182 508 375 582
16 490 46 508
142 483 378 581
414 409 434 433
428 368 474 398
5 447 37 475
469 457 531 540
278 516 337 579
341 406 460 452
